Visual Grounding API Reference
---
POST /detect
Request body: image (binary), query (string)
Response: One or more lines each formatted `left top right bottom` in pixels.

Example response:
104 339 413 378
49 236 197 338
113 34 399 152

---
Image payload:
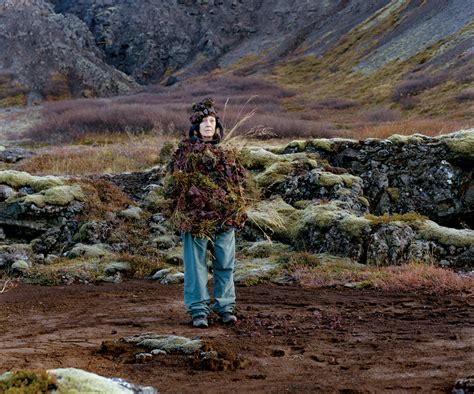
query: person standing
165 98 247 328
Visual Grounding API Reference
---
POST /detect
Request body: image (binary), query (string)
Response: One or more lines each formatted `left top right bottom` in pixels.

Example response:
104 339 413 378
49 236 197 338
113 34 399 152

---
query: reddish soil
1 280 472 393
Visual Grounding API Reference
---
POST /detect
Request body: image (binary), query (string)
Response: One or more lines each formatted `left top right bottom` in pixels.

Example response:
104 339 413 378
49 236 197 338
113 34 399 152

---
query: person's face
199 116 217 141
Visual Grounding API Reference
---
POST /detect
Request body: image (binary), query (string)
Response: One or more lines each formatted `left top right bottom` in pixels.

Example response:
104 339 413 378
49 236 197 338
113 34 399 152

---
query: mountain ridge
0 0 472 116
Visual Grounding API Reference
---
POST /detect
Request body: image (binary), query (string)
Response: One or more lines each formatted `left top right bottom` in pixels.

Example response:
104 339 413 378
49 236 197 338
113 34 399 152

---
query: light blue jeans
182 229 236 318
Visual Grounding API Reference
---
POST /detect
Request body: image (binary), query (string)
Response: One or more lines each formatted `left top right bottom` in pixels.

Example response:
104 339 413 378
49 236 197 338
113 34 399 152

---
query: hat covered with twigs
190 97 219 125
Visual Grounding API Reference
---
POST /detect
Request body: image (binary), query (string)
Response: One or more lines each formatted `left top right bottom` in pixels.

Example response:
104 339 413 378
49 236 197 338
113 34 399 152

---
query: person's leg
211 229 236 315
182 232 211 318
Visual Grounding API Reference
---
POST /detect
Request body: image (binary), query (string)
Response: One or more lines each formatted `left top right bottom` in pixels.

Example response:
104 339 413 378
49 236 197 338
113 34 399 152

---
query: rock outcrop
0 131 472 284
0 0 136 106
271 131 473 228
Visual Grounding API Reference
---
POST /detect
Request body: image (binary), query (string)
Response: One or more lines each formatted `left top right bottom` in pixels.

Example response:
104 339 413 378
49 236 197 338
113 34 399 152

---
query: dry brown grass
16 135 173 176
287 261 474 296
374 264 473 295
73 178 134 221
353 118 470 140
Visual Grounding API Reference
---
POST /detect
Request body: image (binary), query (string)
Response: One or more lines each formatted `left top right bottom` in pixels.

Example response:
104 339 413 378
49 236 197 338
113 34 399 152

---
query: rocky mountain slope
0 0 136 106
0 0 472 109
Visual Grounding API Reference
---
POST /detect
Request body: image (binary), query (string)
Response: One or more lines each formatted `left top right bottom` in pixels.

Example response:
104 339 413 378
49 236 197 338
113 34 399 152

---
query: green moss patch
9 185 86 207
234 256 285 286
0 170 64 191
365 212 427 225
0 369 57 393
440 129 474 160
415 220 474 248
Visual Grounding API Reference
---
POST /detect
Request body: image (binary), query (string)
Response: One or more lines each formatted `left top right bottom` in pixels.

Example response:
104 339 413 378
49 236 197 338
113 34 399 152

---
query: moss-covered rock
69 243 112 258
242 147 283 169
387 134 427 145
119 206 143 220
104 261 131 275
161 246 184 266
241 240 292 258
439 129 474 160
11 259 30 271
415 220 474 248
49 368 156 393
0 170 64 191
234 256 285 285
122 334 202 354
254 161 294 188
269 138 336 154
0 368 156 393
8 185 86 207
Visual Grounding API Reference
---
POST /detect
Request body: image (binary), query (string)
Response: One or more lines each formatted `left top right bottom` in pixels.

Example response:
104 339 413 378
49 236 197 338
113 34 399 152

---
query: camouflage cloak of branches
163 138 248 239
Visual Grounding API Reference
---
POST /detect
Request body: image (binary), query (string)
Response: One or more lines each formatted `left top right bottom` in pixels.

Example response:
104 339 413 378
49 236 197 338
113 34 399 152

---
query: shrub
455 89 474 102
391 73 445 103
363 107 401 123
25 74 299 144
26 100 185 143
317 98 357 110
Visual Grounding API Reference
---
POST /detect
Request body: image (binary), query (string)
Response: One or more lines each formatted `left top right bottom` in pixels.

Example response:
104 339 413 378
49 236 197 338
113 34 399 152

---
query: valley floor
1 281 472 393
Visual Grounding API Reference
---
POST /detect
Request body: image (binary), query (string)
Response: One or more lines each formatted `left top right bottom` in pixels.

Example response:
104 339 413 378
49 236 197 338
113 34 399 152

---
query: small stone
119 206 143 220
68 243 112 258
135 352 153 362
104 261 131 275
0 185 16 201
11 260 30 271
151 268 184 284
151 349 167 356
33 254 45 263
45 254 60 264
439 259 450 267
152 235 176 249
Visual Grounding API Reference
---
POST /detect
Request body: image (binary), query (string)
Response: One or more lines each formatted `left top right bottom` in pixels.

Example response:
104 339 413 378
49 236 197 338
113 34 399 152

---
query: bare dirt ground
1 280 472 393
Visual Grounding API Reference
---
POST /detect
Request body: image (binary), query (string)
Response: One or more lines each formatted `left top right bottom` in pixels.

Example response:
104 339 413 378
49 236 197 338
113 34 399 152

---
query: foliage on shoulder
162 138 249 238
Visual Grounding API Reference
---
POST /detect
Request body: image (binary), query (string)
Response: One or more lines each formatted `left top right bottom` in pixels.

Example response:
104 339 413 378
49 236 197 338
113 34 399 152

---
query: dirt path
0 106 40 146
1 281 472 393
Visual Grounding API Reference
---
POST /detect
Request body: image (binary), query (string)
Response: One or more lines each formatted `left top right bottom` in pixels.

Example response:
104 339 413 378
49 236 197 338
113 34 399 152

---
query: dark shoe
220 312 237 325
192 315 208 328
